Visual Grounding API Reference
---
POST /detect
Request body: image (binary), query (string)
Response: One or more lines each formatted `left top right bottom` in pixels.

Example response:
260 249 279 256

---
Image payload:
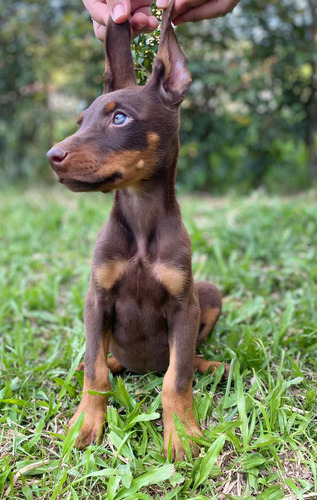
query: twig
5 459 50 497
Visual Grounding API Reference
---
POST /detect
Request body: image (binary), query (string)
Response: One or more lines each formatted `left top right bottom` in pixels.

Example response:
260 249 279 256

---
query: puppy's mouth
58 172 123 192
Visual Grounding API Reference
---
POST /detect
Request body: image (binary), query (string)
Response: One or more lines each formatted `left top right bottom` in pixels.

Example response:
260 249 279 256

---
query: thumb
106 0 131 23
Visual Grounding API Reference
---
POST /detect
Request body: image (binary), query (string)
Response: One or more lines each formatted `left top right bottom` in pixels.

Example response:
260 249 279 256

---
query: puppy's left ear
103 19 137 93
147 0 191 106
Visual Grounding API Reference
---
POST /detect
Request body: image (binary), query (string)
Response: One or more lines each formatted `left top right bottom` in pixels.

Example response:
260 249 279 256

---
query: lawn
0 186 316 499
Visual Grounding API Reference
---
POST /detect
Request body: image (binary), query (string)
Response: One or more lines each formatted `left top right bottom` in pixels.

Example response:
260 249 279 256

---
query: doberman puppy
47 0 228 460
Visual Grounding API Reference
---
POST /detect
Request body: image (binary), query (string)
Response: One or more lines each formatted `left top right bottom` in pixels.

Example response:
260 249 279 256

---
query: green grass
1 186 316 499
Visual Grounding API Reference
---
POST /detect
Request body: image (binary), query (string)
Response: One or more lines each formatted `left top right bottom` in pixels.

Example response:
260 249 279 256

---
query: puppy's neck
114 168 179 257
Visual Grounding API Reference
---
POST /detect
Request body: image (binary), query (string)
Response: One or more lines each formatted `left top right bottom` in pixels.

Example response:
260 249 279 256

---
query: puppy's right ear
147 0 191 106
103 19 137 93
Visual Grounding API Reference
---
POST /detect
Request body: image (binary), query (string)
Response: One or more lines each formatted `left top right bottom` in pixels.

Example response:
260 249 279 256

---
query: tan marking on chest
95 259 128 290
153 264 188 296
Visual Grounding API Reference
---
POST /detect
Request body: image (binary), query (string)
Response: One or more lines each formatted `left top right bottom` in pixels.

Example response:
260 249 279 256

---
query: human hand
83 0 240 40
157 0 240 25
83 0 159 40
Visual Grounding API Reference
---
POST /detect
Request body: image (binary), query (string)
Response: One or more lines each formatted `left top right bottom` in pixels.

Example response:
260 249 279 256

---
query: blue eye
113 113 128 125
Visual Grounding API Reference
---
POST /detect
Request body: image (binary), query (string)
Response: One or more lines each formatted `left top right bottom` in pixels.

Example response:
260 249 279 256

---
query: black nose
47 146 68 168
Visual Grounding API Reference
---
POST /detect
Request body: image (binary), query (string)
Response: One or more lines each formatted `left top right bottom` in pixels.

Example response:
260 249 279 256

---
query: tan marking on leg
95 259 129 290
153 264 188 296
194 356 230 379
107 356 124 374
162 346 201 460
105 101 117 113
76 357 124 375
202 307 221 327
69 337 110 449
197 307 221 342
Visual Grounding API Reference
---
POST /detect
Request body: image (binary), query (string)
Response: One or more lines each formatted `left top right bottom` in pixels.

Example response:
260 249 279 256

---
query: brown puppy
47 0 228 460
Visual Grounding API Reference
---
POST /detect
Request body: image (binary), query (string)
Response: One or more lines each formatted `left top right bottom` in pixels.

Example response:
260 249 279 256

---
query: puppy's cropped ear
103 19 137 93
147 0 191 106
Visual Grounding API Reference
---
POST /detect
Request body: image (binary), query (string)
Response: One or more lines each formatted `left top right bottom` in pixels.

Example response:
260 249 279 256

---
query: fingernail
157 0 169 8
112 3 126 21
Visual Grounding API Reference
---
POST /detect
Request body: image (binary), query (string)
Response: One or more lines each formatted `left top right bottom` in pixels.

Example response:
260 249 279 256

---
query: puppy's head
47 0 191 193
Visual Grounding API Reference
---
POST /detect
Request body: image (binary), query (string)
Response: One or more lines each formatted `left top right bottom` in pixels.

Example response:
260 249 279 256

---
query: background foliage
0 0 316 192
1 3 316 496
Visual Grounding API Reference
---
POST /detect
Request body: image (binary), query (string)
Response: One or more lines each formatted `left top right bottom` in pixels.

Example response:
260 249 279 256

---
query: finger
93 10 157 40
93 20 107 40
145 15 160 30
172 0 206 17
132 5 152 17
83 0 108 25
173 0 239 24
130 12 159 35
131 0 154 10
130 0 158 30
130 11 148 30
132 22 158 36
106 0 131 23
156 0 170 8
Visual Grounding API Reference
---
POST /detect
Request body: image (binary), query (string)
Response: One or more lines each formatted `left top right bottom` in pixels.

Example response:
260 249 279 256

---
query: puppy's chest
94 255 188 300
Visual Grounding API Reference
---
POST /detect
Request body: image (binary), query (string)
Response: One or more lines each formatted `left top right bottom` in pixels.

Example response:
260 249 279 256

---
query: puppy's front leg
162 298 201 461
69 288 110 449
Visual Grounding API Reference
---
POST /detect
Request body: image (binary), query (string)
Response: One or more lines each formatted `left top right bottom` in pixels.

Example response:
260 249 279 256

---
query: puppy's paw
164 423 202 461
69 409 105 449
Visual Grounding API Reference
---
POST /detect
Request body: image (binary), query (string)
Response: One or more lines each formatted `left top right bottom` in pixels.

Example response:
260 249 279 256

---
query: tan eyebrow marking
105 101 117 113
77 112 84 126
